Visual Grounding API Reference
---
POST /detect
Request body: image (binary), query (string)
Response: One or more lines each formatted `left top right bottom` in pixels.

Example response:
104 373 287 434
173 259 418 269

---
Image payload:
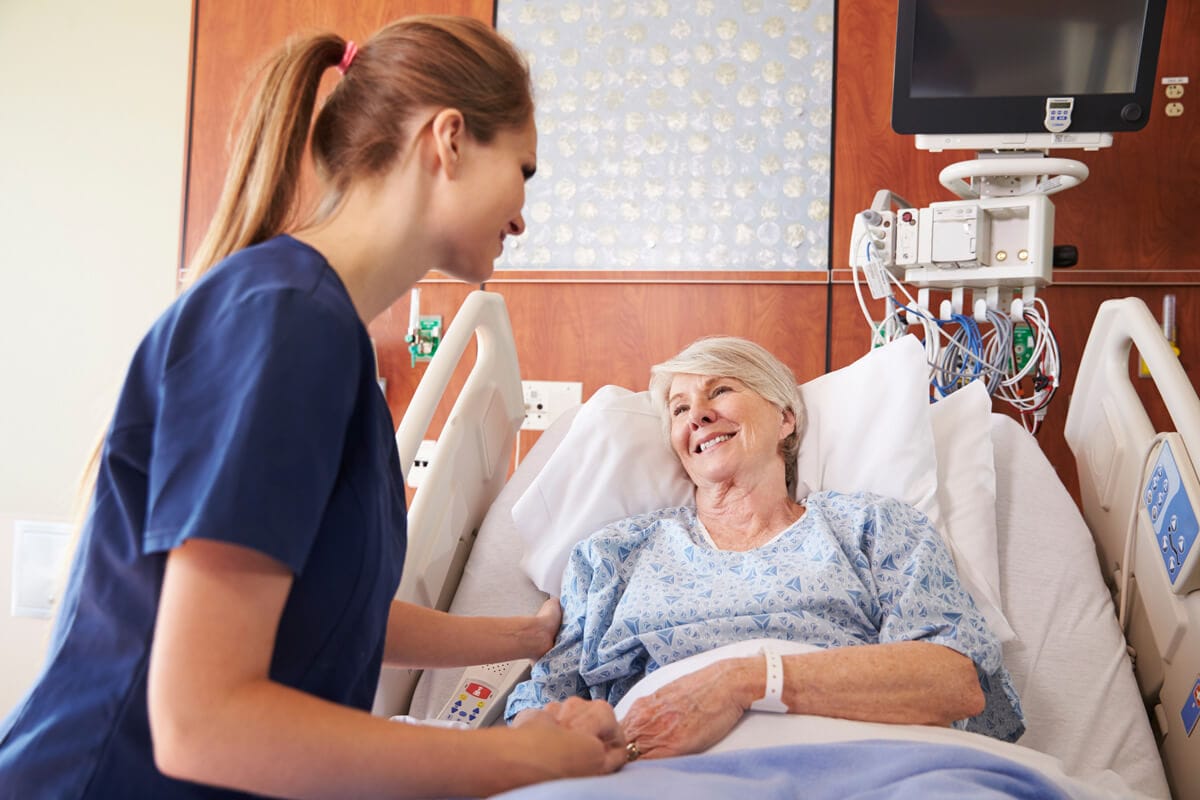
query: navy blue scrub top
0 236 407 798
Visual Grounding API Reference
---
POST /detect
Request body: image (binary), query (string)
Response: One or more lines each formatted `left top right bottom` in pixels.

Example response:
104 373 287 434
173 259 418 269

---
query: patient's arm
382 597 561 668
621 640 983 759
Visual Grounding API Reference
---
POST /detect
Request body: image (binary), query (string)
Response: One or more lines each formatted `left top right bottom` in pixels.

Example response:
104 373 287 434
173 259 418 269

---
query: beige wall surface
0 0 191 717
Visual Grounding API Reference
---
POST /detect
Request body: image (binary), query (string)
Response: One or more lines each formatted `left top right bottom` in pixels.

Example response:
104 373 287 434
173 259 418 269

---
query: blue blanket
490 740 1079 799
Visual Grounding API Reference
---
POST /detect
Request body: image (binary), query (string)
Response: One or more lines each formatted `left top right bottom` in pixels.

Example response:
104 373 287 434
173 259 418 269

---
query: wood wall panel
491 282 829 459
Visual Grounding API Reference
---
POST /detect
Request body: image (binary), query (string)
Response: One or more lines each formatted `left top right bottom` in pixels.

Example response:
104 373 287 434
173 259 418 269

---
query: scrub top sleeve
144 289 362 575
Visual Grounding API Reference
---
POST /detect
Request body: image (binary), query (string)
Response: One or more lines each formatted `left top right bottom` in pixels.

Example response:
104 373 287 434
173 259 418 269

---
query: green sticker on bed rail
1182 677 1200 736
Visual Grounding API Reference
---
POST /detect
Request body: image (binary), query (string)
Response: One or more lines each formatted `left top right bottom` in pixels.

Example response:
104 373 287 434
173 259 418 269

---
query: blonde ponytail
184 34 345 285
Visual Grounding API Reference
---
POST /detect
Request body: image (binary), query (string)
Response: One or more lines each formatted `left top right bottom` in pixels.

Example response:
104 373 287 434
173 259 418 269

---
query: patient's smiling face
667 373 795 490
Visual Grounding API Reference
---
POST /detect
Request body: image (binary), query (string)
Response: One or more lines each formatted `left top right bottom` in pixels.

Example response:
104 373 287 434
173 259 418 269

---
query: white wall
0 0 191 717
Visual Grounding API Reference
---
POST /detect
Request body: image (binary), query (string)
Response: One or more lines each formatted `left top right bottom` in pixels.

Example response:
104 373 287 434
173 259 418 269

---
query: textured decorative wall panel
495 0 834 270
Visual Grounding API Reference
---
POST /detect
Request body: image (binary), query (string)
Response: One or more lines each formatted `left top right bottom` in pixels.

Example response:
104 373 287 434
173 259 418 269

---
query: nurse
0 15 625 799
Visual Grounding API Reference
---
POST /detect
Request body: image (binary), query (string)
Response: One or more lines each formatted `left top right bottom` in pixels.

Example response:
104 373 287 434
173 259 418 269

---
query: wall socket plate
406 439 437 488
521 381 582 431
11 520 72 618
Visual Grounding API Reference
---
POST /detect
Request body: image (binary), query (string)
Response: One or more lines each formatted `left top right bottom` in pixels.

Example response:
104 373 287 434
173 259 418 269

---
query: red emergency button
901 211 914 224
465 682 493 700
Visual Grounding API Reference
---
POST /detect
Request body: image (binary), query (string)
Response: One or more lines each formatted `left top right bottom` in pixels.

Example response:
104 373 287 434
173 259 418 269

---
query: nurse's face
437 117 537 283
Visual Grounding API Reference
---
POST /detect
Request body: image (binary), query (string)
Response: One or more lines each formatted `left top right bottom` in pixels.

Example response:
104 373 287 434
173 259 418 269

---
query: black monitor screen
893 0 1166 136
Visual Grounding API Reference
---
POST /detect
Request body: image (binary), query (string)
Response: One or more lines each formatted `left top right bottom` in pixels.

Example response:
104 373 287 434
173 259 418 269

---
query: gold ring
626 741 641 762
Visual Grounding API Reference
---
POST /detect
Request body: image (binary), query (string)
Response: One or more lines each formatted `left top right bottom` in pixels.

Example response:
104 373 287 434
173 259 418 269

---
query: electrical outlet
1166 102 1184 118
1165 84 1185 99
11 521 72 618
521 381 582 431
406 439 437 488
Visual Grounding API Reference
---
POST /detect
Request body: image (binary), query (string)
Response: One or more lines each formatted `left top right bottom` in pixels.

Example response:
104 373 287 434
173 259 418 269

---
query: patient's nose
688 404 715 427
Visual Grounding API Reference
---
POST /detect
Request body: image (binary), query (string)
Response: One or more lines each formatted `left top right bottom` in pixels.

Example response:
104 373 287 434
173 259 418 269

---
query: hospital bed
375 291 1197 799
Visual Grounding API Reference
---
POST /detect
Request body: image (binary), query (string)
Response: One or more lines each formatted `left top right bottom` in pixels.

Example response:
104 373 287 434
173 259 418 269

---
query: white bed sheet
409 410 1169 799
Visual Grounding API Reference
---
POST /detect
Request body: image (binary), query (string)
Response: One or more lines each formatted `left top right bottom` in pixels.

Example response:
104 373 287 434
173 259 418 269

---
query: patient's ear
780 408 796 440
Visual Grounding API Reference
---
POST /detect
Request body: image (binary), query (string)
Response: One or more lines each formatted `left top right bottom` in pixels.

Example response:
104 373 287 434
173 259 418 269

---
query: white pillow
929 381 1015 641
513 384 693 592
794 335 939 523
514 335 940 594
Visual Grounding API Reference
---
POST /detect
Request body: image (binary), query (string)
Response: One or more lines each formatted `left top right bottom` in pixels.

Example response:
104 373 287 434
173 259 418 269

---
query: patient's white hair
649 336 804 497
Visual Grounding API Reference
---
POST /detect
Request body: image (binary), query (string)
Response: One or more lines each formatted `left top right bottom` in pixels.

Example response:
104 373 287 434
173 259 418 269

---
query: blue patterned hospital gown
505 491 1025 742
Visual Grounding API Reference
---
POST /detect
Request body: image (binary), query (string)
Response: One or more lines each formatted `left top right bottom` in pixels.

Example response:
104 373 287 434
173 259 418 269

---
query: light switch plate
12 520 72 618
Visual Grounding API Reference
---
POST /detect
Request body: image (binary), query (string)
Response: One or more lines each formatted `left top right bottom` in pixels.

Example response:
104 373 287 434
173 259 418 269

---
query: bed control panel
1143 436 1200 595
436 659 531 728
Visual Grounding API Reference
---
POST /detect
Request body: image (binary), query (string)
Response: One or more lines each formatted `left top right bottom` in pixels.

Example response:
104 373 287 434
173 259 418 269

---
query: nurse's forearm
152 676 612 799
724 641 985 726
383 600 555 667
148 539 614 797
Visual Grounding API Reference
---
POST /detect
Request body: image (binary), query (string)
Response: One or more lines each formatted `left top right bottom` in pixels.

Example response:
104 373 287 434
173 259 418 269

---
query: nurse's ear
428 107 466 178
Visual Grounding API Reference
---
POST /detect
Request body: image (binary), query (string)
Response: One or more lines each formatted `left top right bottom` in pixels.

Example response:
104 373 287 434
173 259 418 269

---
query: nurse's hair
649 336 805 497
185 15 533 285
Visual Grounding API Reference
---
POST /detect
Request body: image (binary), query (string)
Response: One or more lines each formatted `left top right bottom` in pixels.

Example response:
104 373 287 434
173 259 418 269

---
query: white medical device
1043 97 1075 134
435 659 531 728
851 177 1061 312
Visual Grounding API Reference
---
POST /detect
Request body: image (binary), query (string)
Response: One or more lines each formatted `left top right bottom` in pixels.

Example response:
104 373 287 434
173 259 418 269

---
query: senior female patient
505 336 1024 760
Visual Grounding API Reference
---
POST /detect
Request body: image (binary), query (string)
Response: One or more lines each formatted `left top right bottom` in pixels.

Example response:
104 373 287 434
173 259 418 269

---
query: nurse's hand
526 597 562 659
512 697 627 774
620 657 755 759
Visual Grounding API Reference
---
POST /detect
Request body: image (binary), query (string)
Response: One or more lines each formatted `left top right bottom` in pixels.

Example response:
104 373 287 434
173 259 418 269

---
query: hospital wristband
749 650 788 713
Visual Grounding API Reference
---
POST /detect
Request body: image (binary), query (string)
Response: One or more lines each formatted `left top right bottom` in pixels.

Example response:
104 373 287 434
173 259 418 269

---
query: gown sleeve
864 495 1026 742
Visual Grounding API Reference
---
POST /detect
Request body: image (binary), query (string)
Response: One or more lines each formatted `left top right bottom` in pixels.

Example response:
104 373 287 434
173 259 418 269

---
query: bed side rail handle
394 290 524 481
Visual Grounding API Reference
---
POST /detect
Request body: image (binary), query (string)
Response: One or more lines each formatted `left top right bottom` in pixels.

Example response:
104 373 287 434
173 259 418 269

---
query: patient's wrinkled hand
513 697 627 773
621 660 749 759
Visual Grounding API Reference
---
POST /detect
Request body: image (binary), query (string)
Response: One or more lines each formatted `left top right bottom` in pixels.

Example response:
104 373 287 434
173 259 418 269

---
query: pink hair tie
337 41 358 75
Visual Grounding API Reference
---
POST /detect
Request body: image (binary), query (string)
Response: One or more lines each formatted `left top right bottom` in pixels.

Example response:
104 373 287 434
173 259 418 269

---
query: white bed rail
1066 298 1200 569
1065 297 1200 799
372 290 525 717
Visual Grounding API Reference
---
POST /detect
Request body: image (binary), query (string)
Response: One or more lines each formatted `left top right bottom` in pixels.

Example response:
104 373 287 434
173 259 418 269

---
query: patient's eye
711 385 732 398
671 404 689 417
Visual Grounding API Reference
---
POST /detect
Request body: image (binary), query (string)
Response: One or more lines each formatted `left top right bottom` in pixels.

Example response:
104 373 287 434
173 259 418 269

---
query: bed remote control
436 659 532 728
